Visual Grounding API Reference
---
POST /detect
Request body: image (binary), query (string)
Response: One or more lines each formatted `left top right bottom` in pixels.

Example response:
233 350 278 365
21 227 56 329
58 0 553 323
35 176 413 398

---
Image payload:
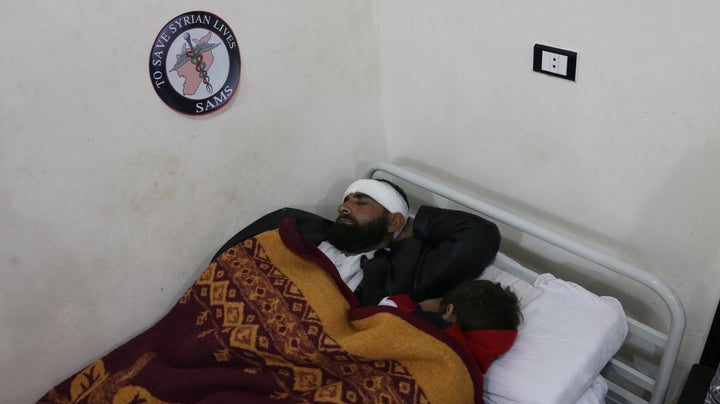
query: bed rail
364 162 685 404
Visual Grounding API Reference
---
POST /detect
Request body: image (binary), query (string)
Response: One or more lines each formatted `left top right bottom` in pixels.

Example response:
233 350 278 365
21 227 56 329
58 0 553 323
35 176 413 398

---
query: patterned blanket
38 220 481 404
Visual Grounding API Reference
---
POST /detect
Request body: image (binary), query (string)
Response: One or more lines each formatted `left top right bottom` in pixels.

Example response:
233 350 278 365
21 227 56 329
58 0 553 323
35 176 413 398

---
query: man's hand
417 297 443 313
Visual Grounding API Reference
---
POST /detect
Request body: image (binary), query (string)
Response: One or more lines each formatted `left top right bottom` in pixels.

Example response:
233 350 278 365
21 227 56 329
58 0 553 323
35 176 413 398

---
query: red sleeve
387 294 418 313
460 329 518 374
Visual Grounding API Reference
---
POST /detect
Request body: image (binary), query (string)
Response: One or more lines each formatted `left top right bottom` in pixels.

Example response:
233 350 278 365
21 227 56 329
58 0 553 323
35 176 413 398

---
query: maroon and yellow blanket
38 220 481 404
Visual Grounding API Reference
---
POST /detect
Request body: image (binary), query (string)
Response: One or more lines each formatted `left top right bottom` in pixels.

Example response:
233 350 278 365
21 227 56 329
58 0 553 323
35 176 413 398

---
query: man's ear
387 213 406 233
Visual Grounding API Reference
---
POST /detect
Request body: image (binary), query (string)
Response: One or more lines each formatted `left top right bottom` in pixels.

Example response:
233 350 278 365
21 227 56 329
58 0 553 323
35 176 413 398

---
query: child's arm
378 294 418 312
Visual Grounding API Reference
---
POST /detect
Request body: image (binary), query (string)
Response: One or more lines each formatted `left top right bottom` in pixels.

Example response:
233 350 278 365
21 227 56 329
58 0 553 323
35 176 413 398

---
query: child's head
438 279 522 331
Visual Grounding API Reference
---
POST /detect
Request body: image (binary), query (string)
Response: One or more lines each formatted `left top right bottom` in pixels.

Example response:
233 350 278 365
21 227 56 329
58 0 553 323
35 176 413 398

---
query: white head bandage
343 179 409 223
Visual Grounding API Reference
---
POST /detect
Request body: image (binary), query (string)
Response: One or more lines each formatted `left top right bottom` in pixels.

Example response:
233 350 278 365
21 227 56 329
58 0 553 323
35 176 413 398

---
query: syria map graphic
149 11 241 115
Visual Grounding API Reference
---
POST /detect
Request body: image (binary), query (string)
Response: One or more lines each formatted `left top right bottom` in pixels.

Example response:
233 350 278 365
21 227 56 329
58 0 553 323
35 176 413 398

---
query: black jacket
212 205 500 306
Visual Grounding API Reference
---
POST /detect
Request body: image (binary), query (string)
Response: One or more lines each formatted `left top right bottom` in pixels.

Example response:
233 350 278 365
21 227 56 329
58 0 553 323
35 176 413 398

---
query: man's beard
326 213 390 254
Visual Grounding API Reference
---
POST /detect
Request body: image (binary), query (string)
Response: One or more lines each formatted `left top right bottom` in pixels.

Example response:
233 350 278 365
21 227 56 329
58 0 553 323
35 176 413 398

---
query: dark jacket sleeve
211 207 332 262
410 205 500 300
358 205 500 305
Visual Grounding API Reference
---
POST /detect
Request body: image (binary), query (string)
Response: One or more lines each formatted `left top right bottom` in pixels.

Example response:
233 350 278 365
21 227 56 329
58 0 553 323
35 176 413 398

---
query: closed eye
346 193 373 205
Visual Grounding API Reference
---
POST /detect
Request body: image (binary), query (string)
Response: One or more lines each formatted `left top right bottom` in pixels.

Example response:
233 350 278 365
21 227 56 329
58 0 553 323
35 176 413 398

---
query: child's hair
439 279 522 331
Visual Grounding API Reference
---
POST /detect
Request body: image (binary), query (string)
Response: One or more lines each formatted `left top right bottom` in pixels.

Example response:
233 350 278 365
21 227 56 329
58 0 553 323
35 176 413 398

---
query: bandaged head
342 179 409 237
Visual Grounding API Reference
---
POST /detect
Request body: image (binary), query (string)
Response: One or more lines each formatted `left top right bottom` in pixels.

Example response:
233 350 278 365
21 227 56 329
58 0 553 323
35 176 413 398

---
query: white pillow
479 256 628 404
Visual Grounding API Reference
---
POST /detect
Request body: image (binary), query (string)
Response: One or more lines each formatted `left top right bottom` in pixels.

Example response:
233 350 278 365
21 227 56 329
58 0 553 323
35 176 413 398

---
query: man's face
326 193 390 253
336 193 387 227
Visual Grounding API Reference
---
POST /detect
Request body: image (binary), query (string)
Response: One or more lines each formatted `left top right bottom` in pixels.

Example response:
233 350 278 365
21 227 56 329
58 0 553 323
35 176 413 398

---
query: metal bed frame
364 162 686 404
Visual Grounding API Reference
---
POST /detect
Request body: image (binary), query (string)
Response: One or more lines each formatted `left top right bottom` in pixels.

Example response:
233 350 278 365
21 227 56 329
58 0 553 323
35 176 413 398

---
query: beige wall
2 1 718 403
0 2 385 402
377 1 720 401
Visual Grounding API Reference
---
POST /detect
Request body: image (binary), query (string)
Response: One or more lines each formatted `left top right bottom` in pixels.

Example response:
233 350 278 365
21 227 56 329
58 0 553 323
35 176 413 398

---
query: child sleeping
379 279 521 389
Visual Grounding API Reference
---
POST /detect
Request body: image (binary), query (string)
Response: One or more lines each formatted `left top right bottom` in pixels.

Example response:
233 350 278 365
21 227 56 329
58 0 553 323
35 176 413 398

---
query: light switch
541 51 568 75
533 44 577 81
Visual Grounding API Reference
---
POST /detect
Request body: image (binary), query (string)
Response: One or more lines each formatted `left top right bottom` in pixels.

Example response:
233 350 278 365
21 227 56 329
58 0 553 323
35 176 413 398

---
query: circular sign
149 11 241 115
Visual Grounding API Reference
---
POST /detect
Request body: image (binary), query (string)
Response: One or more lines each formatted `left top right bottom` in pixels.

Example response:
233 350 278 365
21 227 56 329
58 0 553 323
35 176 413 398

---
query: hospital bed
37 162 686 404
363 162 686 404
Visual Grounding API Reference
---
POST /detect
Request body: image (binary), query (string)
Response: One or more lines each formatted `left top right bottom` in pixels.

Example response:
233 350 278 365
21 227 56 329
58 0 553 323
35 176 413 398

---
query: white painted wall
376 0 720 401
0 2 384 402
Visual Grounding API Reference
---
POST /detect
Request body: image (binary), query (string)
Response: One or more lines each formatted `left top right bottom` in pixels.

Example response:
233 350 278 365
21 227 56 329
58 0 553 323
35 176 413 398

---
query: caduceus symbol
169 32 221 94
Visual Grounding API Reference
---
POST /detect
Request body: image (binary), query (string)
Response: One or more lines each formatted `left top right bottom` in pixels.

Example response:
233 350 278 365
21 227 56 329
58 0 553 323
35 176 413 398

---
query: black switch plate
533 44 577 81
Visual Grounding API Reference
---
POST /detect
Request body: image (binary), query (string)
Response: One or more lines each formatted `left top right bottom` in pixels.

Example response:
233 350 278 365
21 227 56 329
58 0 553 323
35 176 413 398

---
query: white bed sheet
479 253 628 404
576 376 609 404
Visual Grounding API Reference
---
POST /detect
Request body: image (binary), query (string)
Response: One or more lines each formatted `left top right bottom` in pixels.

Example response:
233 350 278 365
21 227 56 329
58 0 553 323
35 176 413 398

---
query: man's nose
339 203 351 215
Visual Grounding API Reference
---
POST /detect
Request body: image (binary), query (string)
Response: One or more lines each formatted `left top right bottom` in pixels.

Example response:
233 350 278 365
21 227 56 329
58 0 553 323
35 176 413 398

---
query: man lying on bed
38 178 503 404
213 178 501 306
